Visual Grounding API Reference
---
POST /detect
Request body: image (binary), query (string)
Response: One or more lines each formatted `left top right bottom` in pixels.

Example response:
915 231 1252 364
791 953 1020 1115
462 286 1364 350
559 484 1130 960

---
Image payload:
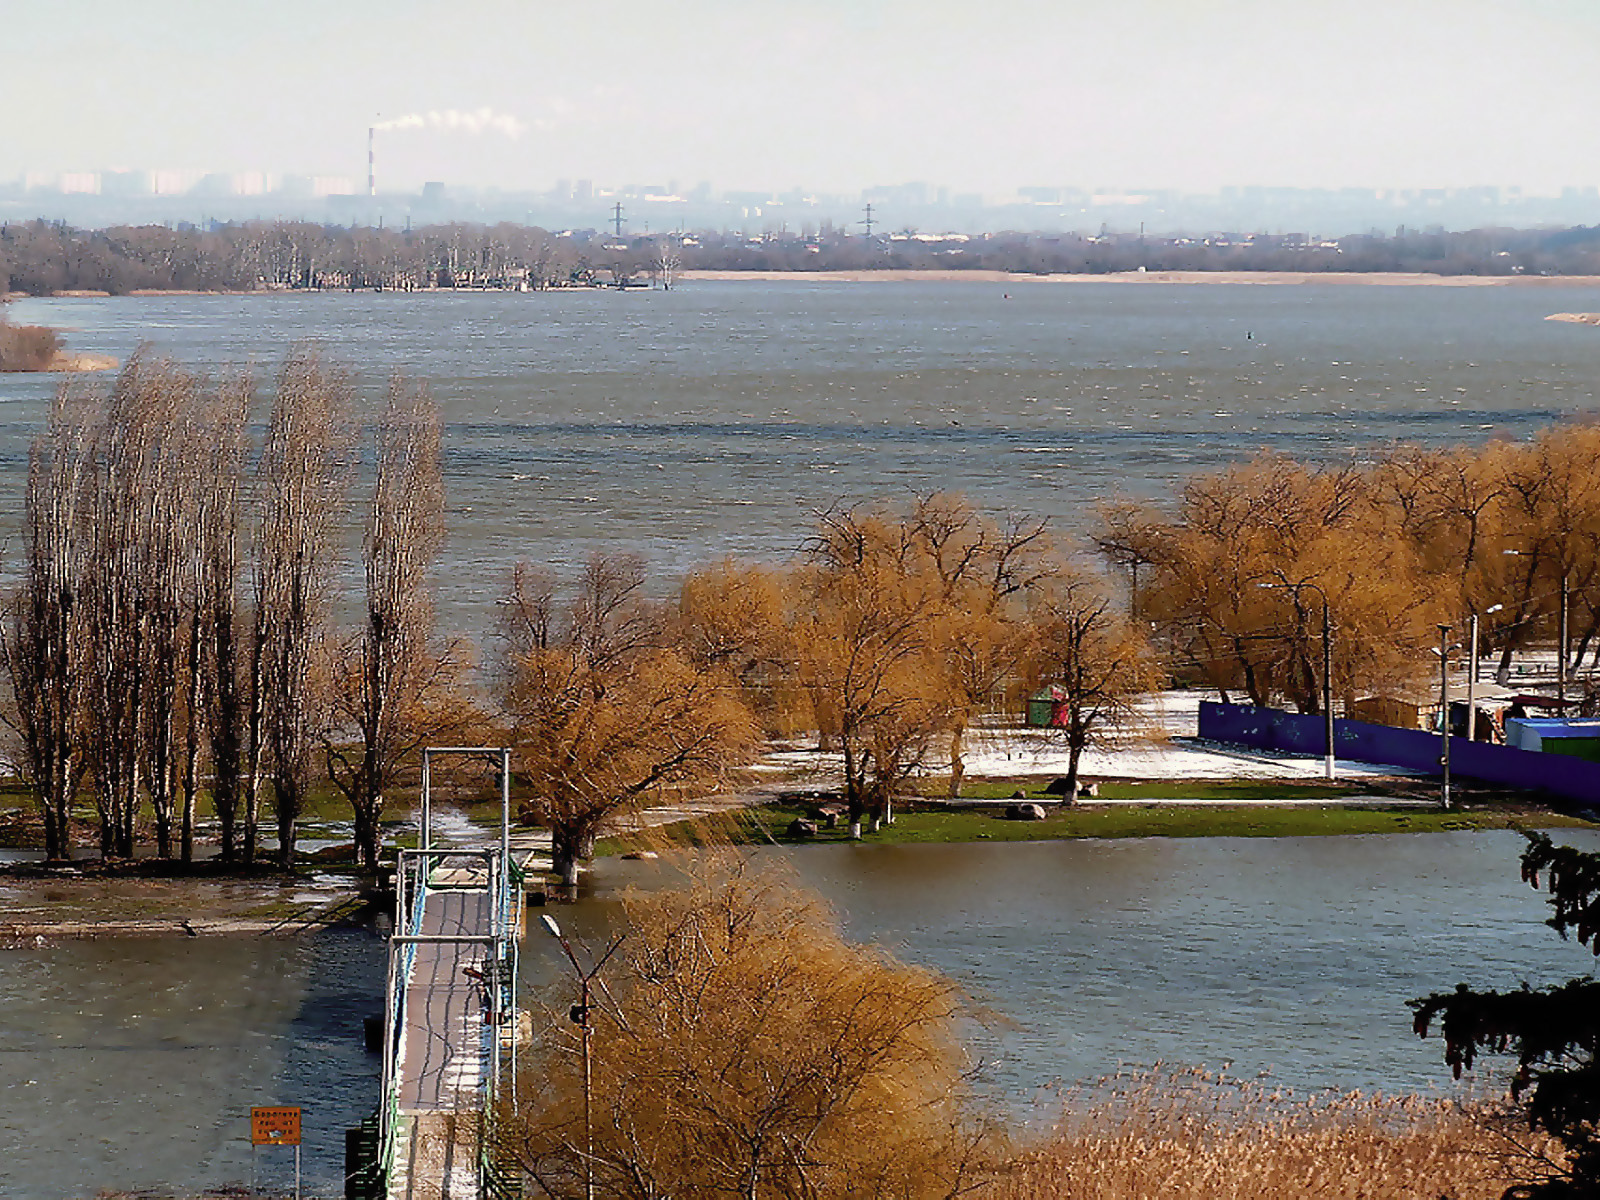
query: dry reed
0 316 61 370
984 1067 1554 1200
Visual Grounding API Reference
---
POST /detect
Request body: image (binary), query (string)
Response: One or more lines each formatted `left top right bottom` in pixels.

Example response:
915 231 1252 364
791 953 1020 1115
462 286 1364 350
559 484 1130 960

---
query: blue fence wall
1198 701 1600 807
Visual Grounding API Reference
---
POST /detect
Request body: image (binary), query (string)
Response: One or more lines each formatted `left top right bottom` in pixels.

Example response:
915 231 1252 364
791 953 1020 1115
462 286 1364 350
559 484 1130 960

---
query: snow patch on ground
756 692 1424 783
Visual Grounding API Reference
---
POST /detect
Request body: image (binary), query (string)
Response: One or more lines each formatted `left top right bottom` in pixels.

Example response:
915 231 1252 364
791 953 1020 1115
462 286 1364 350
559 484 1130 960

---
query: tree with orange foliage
1027 567 1163 799
498 556 759 885
1099 453 1442 713
498 860 997 1199
677 558 804 736
788 502 960 835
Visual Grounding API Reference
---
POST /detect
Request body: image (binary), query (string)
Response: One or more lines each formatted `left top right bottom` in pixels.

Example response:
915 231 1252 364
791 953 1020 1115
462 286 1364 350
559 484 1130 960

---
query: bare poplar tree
324 378 464 870
652 236 682 290
4 384 95 861
255 348 349 867
192 375 253 861
82 354 184 857
138 366 202 859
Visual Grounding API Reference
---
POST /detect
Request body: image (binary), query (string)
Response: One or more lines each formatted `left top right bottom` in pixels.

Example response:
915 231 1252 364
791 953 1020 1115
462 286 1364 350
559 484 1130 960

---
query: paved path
390 857 498 1200
397 887 490 1111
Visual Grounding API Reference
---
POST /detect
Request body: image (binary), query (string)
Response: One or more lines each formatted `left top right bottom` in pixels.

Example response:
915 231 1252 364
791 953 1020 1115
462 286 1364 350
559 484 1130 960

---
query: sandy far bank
1547 312 1600 325
682 268 1600 287
4 288 250 300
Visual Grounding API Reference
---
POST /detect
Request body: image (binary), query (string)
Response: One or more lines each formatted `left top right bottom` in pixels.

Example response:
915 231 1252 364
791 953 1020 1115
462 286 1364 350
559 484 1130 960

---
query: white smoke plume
374 107 525 138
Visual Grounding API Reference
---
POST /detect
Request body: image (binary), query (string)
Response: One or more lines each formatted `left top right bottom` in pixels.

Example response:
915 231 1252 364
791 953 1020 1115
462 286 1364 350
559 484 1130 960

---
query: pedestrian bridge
363 748 526 1200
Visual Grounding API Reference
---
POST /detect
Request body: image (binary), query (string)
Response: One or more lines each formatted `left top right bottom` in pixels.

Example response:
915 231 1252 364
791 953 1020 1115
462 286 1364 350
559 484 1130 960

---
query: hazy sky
9 0 1600 195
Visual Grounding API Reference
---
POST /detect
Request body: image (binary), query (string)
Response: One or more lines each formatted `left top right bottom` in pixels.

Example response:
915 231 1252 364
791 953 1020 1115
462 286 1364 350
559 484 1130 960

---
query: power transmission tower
860 202 875 237
613 202 625 237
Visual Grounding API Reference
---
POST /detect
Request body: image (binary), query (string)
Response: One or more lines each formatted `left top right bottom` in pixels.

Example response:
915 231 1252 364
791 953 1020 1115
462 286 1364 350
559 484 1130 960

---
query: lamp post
1259 580 1335 781
1560 568 1570 703
540 915 623 1200
1438 624 1453 810
1467 604 1504 743
1502 550 1568 699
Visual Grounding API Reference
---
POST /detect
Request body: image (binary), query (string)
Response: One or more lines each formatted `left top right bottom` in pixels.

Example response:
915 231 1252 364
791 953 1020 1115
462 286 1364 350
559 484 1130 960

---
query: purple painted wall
1198 701 1600 807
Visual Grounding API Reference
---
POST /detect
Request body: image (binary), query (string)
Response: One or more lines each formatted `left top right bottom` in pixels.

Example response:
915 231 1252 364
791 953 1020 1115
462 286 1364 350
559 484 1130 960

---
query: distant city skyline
8 0 1600 200
8 166 1600 242
9 164 1598 208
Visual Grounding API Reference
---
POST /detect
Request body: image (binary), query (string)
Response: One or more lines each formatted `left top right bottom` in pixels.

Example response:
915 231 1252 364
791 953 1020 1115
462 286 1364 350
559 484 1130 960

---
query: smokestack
367 126 375 198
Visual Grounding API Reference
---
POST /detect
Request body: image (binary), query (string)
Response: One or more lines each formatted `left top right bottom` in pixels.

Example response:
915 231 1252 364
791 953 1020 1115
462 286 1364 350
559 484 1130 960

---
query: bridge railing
377 745 520 1199
379 841 521 1197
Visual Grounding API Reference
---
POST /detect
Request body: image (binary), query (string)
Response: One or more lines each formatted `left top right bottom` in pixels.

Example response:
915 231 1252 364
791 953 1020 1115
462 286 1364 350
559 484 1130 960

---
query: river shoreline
686 268 1600 286
0 860 376 940
12 269 1600 303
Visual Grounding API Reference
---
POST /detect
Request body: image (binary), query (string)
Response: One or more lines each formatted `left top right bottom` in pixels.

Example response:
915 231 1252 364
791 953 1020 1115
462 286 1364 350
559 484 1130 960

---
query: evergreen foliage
1411 832 1600 1197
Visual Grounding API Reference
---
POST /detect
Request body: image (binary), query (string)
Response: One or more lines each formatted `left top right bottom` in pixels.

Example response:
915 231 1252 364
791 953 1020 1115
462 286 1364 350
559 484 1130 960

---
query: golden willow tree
1098 423 1600 713
675 496 1149 833
676 558 806 736
497 861 998 1199
787 496 1063 829
498 555 760 885
1098 454 1445 711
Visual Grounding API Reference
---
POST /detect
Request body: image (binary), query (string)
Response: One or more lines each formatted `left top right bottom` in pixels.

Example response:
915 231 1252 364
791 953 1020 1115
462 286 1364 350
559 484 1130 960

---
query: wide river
5 281 1600 633
5 833 1600 1198
4 282 1600 1196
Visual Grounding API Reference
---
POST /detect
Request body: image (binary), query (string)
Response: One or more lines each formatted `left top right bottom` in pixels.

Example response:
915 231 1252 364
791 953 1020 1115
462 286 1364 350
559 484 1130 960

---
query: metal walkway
379 749 522 1200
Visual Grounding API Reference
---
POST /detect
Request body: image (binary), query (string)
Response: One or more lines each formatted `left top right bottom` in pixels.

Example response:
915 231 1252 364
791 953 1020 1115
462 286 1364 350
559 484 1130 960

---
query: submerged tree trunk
551 827 596 888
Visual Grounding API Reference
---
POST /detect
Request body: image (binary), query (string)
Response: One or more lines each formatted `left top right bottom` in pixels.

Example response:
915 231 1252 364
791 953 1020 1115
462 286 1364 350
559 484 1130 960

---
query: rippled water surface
3 834 1598 1197
5 282 1600 631
0 930 383 1198
559 832 1600 1114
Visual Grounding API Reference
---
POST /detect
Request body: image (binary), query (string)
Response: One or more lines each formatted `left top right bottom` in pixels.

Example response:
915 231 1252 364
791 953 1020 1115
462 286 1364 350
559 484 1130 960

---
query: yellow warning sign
251 1106 302 1146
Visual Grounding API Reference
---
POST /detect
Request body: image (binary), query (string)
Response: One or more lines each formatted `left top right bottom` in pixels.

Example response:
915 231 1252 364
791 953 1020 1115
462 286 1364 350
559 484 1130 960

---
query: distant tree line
685 225 1600 277
8 218 1600 295
0 220 585 294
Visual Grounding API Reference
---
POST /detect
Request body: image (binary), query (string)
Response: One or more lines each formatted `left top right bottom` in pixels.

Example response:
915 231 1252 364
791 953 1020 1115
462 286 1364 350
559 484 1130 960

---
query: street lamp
1502 550 1569 700
540 914 623 1200
1467 604 1504 742
1438 624 1454 810
1561 568 1571 702
1258 580 1335 781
